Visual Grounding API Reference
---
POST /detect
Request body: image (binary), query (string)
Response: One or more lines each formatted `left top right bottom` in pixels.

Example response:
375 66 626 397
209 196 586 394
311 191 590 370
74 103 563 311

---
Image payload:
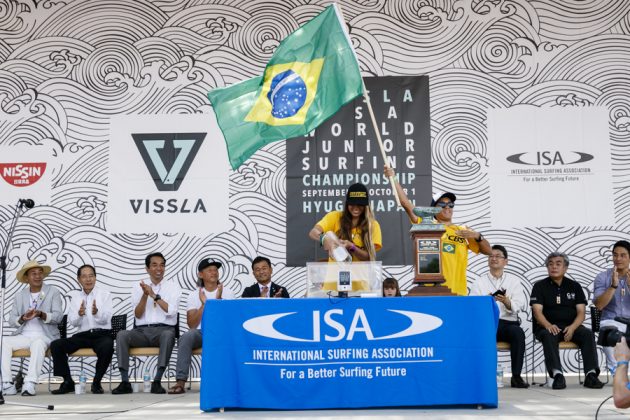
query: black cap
430 192 456 207
346 183 369 206
197 258 222 272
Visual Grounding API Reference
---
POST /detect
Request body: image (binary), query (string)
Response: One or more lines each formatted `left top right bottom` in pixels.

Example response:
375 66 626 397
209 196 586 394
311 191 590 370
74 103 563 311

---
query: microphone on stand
1 196 53 409
18 199 35 209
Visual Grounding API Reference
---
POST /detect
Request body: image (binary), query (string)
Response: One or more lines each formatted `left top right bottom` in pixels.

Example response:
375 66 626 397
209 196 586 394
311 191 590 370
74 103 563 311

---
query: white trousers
600 319 627 371
1 335 52 385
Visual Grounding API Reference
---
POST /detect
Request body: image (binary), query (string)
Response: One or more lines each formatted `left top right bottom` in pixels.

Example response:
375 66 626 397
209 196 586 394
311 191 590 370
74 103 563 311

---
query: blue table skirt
200 296 499 411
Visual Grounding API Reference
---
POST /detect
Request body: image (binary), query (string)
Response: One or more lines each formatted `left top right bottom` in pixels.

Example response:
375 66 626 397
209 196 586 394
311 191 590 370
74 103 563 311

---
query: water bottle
143 368 151 393
324 231 352 263
496 363 504 388
78 370 87 394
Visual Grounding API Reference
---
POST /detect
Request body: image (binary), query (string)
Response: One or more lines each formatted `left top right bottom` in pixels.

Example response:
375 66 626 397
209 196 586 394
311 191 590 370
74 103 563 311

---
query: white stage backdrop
1 0 629 380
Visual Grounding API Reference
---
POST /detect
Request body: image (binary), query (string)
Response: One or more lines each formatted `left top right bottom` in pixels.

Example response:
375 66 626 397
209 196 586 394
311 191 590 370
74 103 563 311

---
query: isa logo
243 308 443 342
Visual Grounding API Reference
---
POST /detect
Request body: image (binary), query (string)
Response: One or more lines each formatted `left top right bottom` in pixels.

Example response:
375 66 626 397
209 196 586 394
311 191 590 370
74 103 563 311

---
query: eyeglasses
436 202 455 209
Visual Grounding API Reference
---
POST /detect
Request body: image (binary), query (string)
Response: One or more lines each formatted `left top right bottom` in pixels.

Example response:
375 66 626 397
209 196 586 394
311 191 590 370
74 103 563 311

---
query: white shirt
469 271 526 322
186 286 235 329
68 285 113 331
22 292 46 337
132 279 182 326
257 283 272 298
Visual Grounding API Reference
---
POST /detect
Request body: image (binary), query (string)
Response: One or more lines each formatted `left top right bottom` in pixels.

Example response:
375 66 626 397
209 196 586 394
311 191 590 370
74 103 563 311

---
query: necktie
261 286 269 298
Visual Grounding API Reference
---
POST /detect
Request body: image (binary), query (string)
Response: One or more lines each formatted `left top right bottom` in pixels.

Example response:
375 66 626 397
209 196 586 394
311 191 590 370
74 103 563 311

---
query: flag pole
360 86 402 208
334 3 402 208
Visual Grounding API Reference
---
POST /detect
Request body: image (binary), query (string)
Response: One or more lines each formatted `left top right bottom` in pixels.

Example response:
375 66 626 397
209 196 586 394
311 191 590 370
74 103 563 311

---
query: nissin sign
242 309 443 342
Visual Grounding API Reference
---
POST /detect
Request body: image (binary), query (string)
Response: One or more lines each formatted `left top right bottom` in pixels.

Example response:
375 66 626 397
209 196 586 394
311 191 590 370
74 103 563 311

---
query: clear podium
305 261 383 297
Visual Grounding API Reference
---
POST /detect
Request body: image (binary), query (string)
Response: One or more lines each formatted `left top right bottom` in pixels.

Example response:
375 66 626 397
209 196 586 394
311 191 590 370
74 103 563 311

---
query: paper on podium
305 261 383 297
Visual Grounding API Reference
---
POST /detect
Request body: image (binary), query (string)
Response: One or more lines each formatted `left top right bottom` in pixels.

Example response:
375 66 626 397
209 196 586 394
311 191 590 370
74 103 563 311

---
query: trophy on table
406 207 454 296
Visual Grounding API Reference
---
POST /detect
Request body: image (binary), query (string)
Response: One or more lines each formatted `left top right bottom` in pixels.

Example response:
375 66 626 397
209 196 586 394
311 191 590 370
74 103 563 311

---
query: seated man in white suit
1 260 63 396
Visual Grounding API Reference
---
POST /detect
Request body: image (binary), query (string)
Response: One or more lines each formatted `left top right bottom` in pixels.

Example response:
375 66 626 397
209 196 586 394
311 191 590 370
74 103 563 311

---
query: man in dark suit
242 256 290 298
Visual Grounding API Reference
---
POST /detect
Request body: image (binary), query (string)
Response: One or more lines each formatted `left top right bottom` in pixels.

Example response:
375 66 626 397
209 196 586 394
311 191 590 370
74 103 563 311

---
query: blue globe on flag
267 70 307 119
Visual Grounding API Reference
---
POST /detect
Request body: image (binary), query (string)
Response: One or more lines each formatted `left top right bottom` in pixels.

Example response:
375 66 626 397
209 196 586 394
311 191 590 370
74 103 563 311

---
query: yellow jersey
316 210 382 262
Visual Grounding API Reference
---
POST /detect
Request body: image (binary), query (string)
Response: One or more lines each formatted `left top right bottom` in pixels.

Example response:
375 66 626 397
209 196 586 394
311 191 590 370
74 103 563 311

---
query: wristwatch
611 284 619 289
154 294 162 302
477 233 484 242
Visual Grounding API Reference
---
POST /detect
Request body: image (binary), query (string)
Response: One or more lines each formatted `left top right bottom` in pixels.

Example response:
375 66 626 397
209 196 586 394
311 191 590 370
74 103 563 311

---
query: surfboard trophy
407 207 454 296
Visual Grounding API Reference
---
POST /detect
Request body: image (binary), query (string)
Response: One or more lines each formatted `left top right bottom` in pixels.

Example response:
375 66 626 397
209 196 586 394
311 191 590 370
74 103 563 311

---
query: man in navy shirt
530 252 604 389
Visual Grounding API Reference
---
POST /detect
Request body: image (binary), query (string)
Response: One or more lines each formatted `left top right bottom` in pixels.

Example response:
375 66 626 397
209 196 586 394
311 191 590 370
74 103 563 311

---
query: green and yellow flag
207 4 363 170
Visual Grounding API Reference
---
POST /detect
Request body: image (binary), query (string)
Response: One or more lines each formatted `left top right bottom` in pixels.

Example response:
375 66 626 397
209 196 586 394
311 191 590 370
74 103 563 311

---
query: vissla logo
242 309 443 342
506 151 593 166
0 162 47 187
133 132 206 191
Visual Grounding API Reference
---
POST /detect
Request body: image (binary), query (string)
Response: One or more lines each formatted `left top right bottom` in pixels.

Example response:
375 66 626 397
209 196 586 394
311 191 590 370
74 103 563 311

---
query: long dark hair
338 203 376 261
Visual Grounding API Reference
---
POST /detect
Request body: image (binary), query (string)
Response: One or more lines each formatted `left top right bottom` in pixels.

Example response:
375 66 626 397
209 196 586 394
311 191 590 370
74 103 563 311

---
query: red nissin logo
0 163 47 187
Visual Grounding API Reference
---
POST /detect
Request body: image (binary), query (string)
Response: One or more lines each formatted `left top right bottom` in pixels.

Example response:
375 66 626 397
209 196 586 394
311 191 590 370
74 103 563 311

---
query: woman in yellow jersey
308 183 382 262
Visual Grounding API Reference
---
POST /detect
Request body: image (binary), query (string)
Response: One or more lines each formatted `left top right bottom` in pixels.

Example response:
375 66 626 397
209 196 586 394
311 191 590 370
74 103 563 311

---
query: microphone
19 199 35 209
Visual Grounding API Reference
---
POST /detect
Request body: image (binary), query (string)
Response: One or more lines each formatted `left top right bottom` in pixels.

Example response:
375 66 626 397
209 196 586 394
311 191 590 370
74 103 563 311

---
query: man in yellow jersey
384 166 491 295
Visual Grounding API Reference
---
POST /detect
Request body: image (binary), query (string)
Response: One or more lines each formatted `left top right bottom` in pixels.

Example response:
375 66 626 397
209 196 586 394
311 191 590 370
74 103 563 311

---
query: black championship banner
286 76 431 267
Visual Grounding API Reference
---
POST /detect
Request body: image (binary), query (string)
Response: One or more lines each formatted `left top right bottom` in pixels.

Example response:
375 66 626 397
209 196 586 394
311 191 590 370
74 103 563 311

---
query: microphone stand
0 200 53 410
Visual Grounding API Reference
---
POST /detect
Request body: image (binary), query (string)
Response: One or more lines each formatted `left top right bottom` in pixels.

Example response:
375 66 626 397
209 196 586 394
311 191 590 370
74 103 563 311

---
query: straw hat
17 260 52 283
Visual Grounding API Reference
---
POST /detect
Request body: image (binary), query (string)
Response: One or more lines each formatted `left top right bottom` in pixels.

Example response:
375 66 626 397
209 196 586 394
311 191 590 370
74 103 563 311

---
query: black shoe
510 375 529 388
112 381 133 395
150 380 166 394
51 381 75 395
552 373 566 389
14 370 24 393
91 383 104 394
584 372 604 389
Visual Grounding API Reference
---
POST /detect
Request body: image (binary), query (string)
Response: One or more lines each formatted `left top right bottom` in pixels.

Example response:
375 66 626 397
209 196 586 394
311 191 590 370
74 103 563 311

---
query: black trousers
535 325 599 378
497 319 526 376
50 330 114 383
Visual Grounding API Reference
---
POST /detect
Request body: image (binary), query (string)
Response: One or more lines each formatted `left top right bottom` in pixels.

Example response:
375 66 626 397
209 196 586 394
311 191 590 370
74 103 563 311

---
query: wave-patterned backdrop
1 0 629 380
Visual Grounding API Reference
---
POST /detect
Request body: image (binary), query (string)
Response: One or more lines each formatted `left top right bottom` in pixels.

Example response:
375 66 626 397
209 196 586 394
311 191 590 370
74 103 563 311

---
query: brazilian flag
207 4 364 170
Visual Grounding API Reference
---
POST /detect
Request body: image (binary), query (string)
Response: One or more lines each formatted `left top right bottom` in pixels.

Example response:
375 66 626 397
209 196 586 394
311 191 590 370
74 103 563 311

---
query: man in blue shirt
594 240 630 373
